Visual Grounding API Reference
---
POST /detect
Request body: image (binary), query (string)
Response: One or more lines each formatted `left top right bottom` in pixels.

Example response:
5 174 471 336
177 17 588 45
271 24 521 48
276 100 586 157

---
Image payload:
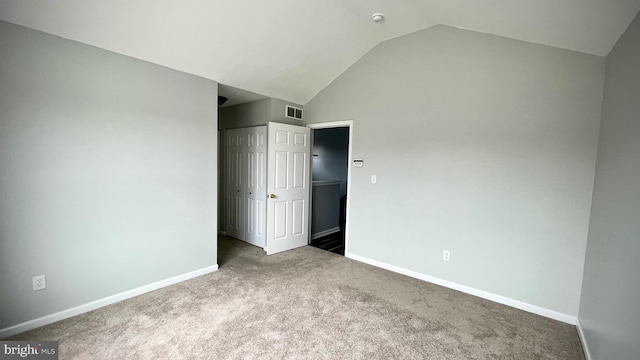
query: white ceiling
1 0 639 105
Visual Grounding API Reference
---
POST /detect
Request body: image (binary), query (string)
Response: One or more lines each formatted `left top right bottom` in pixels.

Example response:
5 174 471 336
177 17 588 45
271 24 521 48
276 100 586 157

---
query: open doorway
308 121 353 256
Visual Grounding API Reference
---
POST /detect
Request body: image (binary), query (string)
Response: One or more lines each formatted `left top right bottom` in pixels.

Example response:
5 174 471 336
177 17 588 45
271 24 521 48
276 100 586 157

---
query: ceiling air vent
285 105 303 120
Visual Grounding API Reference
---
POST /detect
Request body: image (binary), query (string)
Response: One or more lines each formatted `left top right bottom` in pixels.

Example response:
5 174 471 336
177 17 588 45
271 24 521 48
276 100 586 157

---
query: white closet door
245 126 267 247
265 122 311 255
225 128 245 240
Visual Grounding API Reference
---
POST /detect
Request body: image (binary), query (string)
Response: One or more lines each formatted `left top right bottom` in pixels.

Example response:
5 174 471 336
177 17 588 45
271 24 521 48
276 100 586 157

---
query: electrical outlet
32 275 46 291
443 250 451 261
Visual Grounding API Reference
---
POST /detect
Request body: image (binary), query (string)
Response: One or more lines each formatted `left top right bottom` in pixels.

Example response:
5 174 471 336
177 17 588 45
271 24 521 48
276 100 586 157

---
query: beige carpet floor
9 236 585 359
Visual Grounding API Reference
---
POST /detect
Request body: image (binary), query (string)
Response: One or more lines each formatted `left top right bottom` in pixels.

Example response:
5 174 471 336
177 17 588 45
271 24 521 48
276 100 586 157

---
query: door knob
269 194 277 199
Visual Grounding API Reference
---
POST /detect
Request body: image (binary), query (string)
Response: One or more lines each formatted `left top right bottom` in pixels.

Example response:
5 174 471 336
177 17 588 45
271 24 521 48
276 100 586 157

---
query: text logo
0 341 58 359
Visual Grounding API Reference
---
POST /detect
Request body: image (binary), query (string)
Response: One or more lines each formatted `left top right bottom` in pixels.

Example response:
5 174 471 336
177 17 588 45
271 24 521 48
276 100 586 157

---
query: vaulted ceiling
1 0 639 105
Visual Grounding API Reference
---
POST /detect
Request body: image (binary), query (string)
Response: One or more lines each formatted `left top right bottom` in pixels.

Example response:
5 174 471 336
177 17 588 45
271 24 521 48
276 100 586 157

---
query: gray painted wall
0 21 218 329
312 127 349 197
578 12 640 360
219 98 303 130
304 25 605 317
219 98 272 130
271 98 304 125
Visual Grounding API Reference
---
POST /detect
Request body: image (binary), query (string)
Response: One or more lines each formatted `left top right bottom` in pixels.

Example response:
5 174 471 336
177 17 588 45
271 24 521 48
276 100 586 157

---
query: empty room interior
0 1 639 359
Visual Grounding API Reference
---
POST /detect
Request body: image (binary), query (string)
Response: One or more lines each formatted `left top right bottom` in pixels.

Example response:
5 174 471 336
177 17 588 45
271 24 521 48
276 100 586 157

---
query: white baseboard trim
345 252 577 325
311 227 341 240
0 264 219 339
576 319 592 360
218 230 227 236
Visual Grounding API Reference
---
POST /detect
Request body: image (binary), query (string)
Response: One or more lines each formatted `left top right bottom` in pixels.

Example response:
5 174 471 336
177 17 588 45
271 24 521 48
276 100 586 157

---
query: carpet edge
345 252 577 325
0 264 219 339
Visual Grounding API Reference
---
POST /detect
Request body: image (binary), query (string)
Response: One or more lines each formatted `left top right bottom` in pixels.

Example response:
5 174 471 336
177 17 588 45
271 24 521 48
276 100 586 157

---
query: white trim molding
0 265 219 339
576 319 592 360
345 252 577 325
311 227 341 240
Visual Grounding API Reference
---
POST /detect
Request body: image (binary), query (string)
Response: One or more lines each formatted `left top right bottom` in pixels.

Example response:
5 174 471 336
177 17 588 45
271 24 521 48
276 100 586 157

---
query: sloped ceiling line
0 0 638 104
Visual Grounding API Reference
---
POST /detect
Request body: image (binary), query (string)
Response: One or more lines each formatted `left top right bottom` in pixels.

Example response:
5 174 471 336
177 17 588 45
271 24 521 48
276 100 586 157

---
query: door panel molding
225 126 267 248
266 122 311 255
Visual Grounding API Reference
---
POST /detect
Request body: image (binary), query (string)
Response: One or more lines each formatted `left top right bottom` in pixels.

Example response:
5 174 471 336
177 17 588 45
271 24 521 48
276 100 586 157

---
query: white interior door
265 122 311 255
245 126 267 247
226 129 245 240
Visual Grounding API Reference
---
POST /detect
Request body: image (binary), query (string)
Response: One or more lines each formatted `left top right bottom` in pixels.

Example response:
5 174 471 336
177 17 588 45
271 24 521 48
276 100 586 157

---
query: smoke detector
372 13 384 22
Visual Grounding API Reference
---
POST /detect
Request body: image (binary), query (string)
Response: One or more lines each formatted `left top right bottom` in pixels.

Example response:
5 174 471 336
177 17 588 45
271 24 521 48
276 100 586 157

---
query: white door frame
307 120 353 256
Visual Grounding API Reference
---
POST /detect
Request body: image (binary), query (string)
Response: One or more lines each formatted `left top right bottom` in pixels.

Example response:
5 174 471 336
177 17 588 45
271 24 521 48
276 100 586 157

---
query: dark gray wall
578 12 640 360
304 25 605 318
312 127 349 197
0 21 218 330
311 182 341 236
